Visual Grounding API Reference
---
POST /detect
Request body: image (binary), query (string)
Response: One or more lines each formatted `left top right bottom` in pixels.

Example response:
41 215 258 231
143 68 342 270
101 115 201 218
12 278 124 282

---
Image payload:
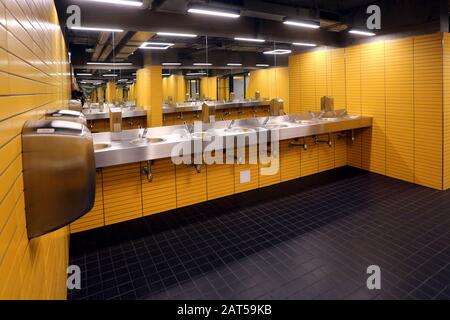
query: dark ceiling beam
56 0 343 47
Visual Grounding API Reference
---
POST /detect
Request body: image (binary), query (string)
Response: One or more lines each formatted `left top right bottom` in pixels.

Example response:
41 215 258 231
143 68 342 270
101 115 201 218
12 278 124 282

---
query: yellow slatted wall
288 55 301 114
0 0 70 299
70 171 104 233
361 42 386 175
444 34 450 190
175 164 207 208
142 159 177 216
413 33 443 189
385 37 414 183
288 33 447 190
103 163 143 225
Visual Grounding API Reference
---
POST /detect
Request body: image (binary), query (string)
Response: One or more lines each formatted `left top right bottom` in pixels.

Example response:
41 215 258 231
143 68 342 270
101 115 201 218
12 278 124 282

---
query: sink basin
264 124 289 130
94 143 111 151
191 132 214 139
295 119 319 125
320 117 340 122
130 137 166 145
224 127 256 134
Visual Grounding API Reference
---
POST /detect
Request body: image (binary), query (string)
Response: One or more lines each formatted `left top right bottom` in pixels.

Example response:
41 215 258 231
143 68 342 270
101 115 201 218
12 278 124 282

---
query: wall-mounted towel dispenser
22 120 96 239
45 109 87 126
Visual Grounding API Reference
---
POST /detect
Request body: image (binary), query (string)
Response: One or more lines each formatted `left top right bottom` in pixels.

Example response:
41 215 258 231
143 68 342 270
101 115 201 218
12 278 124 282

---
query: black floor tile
68 167 450 300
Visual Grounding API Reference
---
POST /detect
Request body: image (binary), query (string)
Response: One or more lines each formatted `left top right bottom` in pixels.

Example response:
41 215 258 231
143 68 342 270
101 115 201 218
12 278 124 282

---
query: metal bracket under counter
92 115 373 168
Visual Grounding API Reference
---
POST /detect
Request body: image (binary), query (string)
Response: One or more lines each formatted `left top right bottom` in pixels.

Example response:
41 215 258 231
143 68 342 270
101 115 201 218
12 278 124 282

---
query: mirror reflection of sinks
224 127 256 134
130 137 166 145
94 143 111 151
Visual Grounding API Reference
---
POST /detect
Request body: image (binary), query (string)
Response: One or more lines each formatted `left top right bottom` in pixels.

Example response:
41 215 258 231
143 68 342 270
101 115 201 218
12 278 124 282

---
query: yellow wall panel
0 0 70 300
414 33 443 189
444 34 450 190
103 163 143 225
280 140 301 181
301 139 319 177
288 55 301 114
318 135 335 172
361 42 386 175
175 164 207 208
299 53 316 112
70 171 104 233
385 37 414 183
207 157 235 200
142 159 177 216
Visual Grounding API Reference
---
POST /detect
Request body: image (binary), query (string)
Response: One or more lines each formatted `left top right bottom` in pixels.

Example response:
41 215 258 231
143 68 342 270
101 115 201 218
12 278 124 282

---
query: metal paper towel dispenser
22 120 96 239
45 109 87 126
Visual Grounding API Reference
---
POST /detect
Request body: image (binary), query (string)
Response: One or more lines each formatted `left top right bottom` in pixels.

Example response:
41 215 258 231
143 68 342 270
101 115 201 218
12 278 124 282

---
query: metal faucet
262 117 270 126
184 121 193 134
227 120 235 129
140 128 148 139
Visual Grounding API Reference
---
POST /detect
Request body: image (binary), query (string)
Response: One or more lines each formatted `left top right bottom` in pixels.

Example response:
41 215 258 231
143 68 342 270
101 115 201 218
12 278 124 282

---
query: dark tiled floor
68 167 450 300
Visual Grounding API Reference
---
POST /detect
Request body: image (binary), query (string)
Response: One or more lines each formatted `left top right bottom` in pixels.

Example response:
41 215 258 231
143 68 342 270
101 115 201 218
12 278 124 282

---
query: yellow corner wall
136 66 163 127
200 76 217 100
289 33 446 190
0 0 70 299
105 81 116 104
247 67 290 113
162 74 185 103
444 34 450 190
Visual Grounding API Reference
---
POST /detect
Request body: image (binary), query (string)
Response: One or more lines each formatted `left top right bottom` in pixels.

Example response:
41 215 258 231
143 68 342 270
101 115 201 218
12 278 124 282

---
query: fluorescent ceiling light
293 42 317 47
103 74 118 77
188 7 240 19
87 62 133 66
162 62 182 66
186 72 207 76
283 19 320 29
162 73 171 76
77 73 92 76
140 42 174 50
349 29 376 36
263 49 292 55
157 32 197 38
81 0 143 7
118 79 128 82
69 26 124 32
256 64 270 67
227 63 242 66
193 63 213 66
234 37 265 43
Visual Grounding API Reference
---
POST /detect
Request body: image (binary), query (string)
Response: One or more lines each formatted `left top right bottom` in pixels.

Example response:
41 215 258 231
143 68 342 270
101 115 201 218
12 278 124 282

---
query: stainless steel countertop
162 99 270 114
83 107 147 120
92 113 373 168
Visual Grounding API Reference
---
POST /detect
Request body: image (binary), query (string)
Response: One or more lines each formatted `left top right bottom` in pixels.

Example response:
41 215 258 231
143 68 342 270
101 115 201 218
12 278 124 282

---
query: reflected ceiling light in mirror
140 42 174 50
227 63 242 66
77 73 93 76
263 49 292 55
162 73 171 77
256 64 270 67
186 72 207 76
234 37 265 43
349 29 376 36
69 26 124 32
81 0 143 6
293 42 317 47
102 74 118 77
118 79 128 82
157 32 197 38
188 6 240 19
283 18 320 29
162 62 182 66
193 63 213 66
87 62 133 66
